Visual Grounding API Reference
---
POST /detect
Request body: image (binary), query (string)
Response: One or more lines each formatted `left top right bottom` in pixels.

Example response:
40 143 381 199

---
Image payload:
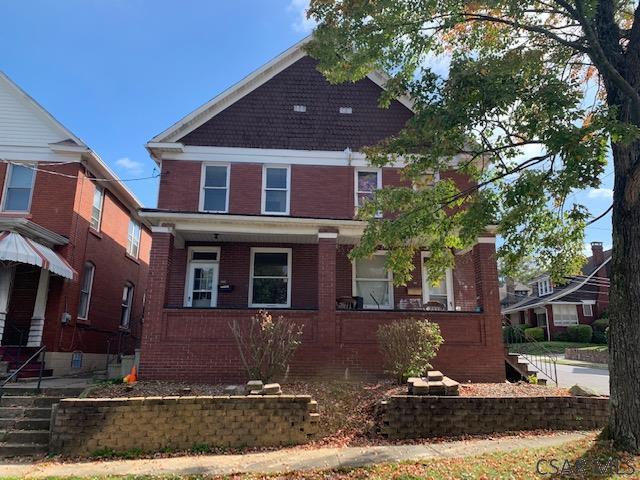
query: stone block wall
50 395 318 456
565 348 608 364
379 396 608 439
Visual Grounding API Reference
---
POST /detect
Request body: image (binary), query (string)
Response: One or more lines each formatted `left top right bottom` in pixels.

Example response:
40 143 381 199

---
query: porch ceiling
176 230 362 245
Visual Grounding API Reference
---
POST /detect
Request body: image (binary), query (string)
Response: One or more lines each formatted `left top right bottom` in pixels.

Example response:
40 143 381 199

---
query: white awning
0 231 75 279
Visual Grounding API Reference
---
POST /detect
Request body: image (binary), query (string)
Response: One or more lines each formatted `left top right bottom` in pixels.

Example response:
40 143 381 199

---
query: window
184 247 220 308
120 283 134 328
339 106 353 114
421 253 455 310
552 304 579 326
582 303 594 317
201 164 229 212
90 187 104 231
127 220 141 258
353 252 393 309
293 105 306 112
355 168 382 216
78 262 95 320
537 278 553 296
249 248 291 307
2 164 35 212
262 166 290 215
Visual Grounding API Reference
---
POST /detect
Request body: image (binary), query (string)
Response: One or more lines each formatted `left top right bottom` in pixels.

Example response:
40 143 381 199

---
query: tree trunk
607 139 640 453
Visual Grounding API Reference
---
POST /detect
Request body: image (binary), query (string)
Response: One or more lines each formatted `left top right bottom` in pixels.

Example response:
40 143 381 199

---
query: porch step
1 387 84 397
0 443 48 457
0 396 61 407
0 429 49 444
0 407 51 418
0 417 50 430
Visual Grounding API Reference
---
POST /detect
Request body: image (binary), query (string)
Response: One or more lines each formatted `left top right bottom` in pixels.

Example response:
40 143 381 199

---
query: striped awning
0 231 75 279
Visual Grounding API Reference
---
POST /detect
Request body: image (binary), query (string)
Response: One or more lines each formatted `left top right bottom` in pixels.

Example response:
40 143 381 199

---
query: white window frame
78 262 95 320
127 219 142 258
90 186 104 231
552 303 579 326
582 301 595 317
261 165 290 215
420 252 455 310
184 246 221 307
120 282 134 329
354 167 382 218
352 251 394 309
537 278 553 296
199 163 230 213
249 247 292 308
1 163 36 213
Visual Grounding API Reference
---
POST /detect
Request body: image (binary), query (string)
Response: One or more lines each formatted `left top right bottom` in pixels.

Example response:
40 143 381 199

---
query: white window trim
1 163 37 213
354 167 382 217
184 246 221 307
199 162 230 213
537 278 553 296
582 302 594 317
420 252 455 311
120 282 134 328
127 220 142 258
249 247 292 308
78 262 95 320
352 251 394 309
261 165 291 215
90 186 105 231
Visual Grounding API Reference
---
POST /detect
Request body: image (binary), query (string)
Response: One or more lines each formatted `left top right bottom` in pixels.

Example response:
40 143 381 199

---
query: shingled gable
147 36 414 152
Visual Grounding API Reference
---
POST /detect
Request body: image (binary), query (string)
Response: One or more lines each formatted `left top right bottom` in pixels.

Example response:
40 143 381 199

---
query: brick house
139 38 505 383
0 71 151 376
502 242 610 340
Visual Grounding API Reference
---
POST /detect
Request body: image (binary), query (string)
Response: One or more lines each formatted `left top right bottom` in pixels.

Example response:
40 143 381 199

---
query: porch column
317 231 337 346
27 268 50 347
473 238 501 315
0 266 15 344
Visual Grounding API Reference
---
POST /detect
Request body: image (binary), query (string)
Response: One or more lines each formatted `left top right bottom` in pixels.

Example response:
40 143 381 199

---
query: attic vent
339 107 353 114
293 105 307 112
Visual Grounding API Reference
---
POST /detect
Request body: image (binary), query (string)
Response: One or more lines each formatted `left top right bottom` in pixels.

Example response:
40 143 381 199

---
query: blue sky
0 0 612 251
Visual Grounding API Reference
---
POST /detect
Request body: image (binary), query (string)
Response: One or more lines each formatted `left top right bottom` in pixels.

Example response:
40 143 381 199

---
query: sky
0 0 612 252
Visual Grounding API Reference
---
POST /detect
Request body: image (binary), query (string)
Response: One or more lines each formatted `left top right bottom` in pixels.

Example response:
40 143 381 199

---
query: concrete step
0 442 47 457
0 396 61 407
2 387 84 397
0 407 51 419
0 417 50 430
0 429 49 444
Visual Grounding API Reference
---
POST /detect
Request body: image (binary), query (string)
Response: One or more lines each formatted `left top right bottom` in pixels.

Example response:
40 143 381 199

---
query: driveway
553 362 610 395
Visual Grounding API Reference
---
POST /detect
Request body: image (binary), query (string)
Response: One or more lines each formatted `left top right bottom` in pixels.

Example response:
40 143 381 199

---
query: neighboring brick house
139 38 505 383
502 242 610 340
0 71 151 376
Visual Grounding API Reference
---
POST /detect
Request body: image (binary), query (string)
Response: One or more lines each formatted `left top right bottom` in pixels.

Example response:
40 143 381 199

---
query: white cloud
587 188 614 199
288 0 316 33
115 157 144 176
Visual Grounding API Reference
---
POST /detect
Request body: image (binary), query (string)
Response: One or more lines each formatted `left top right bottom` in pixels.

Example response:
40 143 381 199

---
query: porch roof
0 231 75 279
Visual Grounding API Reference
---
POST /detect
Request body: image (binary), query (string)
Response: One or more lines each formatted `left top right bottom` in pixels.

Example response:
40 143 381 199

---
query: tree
307 0 640 451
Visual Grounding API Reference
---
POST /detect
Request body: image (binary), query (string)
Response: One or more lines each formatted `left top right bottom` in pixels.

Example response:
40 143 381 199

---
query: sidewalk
0 432 589 478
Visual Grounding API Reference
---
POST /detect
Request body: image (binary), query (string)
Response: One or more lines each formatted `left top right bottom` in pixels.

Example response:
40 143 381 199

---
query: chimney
590 241 609 314
591 242 604 266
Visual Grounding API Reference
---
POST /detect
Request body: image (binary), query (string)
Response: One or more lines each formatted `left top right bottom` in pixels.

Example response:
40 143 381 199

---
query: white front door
186 262 219 308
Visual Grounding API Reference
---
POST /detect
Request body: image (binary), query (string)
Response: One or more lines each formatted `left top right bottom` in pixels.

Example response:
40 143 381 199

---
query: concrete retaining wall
379 396 608 439
565 348 608 364
50 395 318 456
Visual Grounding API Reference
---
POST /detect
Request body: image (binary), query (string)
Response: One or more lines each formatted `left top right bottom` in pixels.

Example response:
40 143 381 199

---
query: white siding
0 75 67 147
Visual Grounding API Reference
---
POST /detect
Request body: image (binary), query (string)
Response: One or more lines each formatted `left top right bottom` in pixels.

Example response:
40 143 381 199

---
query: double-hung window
78 262 95 320
262 166 290 215
552 304 579 326
353 252 393 309
355 168 382 217
249 248 291 307
2 163 35 212
120 283 134 328
582 303 594 317
90 187 104 231
537 278 553 296
201 164 229 212
127 220 141 258
421 253 455 310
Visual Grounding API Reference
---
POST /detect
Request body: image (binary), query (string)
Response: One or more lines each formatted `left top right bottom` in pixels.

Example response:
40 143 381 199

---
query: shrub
592 318 610 333
554 331 570 342
377 319 444 383
503 324 529 343
592 331 608 344
524 327 545 342
567 324 593 343
229 310 303 382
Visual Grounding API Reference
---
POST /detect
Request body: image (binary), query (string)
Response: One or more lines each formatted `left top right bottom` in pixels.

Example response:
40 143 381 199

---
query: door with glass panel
185 250 220 308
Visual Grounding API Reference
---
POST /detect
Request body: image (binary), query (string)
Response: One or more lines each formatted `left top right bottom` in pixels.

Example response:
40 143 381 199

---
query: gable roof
0 70 143 212
148 36 414 146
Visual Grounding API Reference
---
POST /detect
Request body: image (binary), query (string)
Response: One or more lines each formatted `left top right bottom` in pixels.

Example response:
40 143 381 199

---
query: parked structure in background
139 38 505 383
0 71 151 377
502 242 610 340
499 277 532 308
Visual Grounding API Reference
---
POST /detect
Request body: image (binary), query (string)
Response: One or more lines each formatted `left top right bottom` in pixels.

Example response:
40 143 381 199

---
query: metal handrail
0 345 46 398
504 318 558 385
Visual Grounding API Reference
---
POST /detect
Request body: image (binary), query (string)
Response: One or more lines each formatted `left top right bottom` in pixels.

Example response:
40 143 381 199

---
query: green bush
554 331 570 342
592 318 609 333
567 324 593 343
503 324 530 343
524 327 545 342
377 319 444 383
592 331 608 344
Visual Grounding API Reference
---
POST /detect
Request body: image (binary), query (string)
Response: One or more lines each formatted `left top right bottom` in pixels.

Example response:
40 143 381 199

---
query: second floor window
355 168 382 217
262 166 290 215
201 164 229 212
538 278 553 296
127 220 141 258
78 262 95 320
120 283 134 328
3 164 36 212
90 187 104 231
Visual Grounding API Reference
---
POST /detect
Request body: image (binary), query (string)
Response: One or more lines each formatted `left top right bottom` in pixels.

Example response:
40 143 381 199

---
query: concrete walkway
0 432 590 478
